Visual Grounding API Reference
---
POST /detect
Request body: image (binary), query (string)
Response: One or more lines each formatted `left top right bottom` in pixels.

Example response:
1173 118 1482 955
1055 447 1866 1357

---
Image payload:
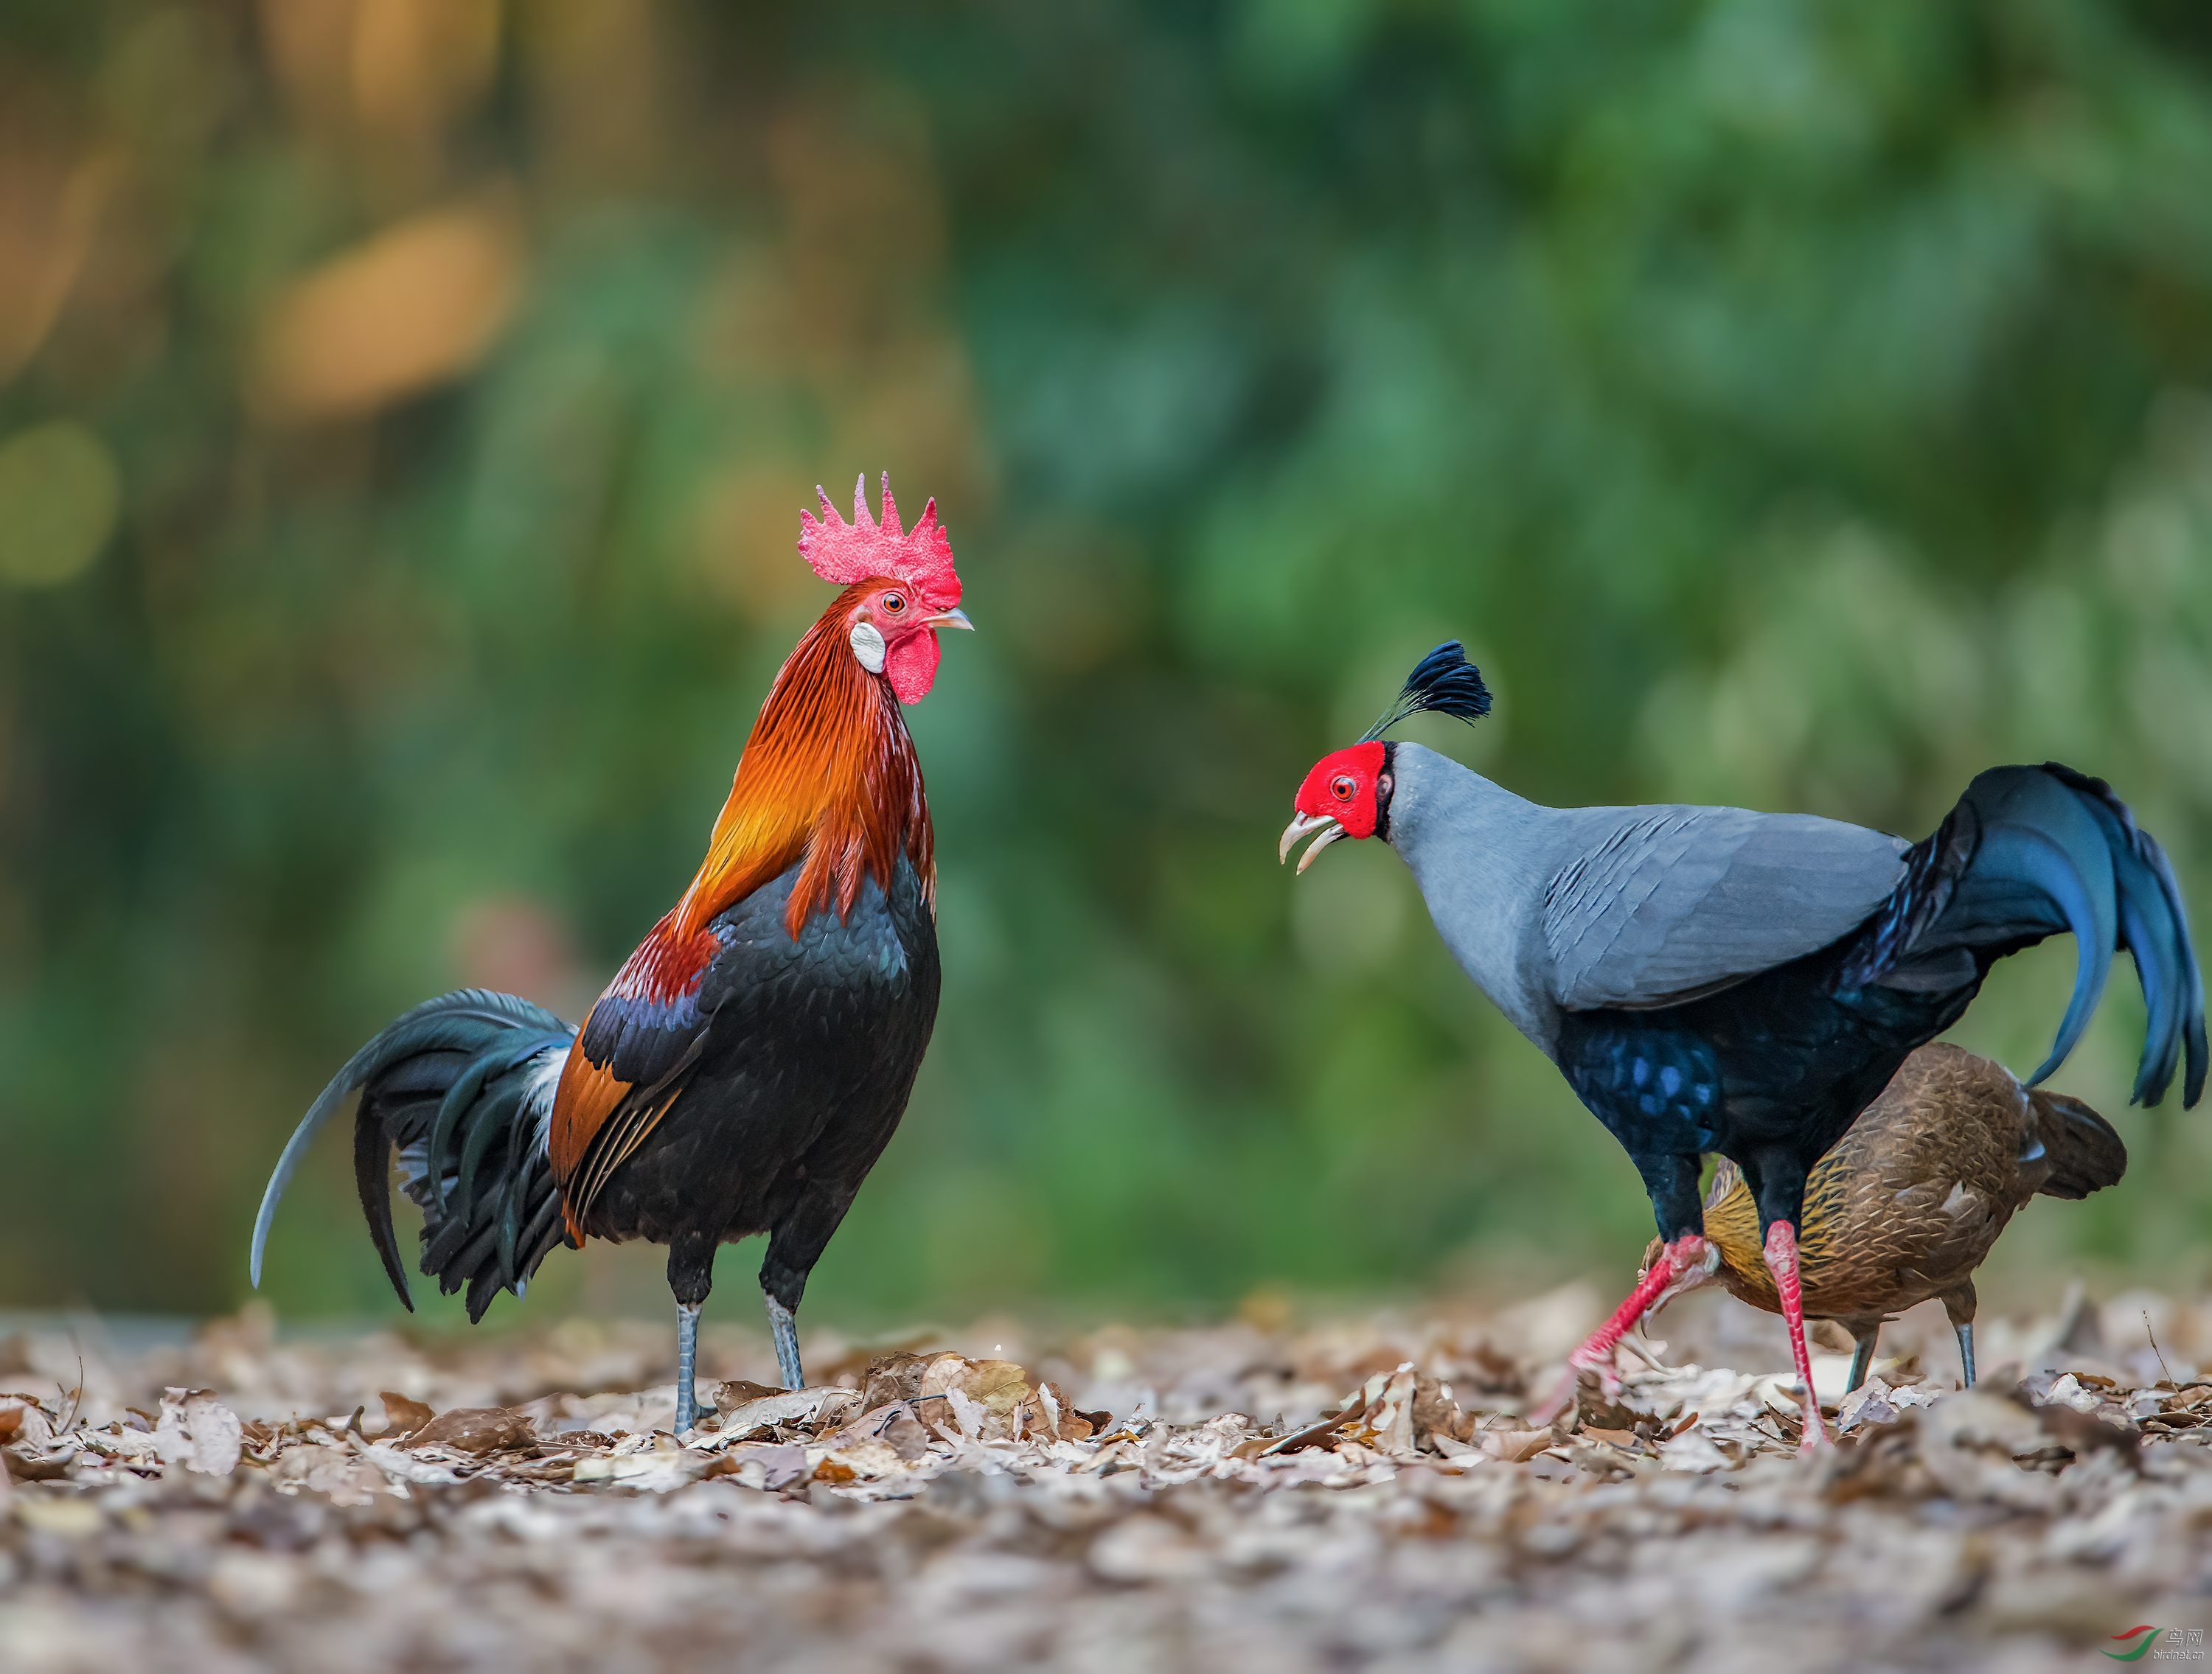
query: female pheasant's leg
1941 1283 1978 1389
674 1301 703 1434
1846 1325 1880 1394
1529 1234 1714 1426
765 1290 804 1389
1763 1221 1831 1453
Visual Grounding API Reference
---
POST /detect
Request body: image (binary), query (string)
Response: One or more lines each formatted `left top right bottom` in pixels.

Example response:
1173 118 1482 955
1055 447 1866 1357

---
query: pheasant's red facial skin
1295 742 1387 838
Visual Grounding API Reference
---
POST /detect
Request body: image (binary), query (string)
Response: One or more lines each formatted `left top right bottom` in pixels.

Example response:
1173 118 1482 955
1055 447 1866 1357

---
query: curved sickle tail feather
251 989 579 1321
1860 764 2206 1107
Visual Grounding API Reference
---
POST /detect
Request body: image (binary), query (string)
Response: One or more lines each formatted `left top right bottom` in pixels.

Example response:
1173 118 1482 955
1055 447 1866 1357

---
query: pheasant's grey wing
1543 807 1909 1011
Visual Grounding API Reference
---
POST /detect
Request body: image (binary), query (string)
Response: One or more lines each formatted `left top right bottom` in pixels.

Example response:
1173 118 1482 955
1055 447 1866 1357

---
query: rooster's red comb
797 472 960 608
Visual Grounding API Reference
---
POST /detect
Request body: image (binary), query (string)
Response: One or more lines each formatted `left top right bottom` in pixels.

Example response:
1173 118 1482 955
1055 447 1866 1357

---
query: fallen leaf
811 1437 908 1482
4 1447 72 1482
406 1406 535 1454
1413 1375 1470 1448
699 1443 808 1490
712 1387 856 1443
858 1354 936 1412
379 1391 434 1435
1479 1427 1557 1464
571 1451 706 1492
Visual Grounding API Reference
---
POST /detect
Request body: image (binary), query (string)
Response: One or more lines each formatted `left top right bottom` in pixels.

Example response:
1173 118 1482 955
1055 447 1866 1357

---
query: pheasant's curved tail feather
1856 764 2205 1108
250 989 578 1320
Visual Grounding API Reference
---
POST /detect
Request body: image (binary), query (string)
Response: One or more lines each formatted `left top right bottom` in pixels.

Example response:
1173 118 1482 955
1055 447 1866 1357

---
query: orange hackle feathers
675 586 933 947
547 579 937 1231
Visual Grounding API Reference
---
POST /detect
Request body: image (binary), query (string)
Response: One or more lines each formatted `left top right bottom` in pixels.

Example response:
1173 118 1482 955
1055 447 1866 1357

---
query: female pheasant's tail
2026 1089 2128 1202
251 989 578 1321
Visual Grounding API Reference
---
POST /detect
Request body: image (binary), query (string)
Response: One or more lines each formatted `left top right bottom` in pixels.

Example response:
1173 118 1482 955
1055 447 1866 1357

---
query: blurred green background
4 1 2212 1329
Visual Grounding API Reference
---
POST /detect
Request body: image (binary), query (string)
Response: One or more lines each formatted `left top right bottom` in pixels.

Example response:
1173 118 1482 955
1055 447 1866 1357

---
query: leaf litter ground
4 1283 2211 1673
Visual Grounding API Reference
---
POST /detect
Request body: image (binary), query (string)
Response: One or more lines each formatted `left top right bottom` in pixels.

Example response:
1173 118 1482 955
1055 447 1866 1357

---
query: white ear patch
849 619 887 673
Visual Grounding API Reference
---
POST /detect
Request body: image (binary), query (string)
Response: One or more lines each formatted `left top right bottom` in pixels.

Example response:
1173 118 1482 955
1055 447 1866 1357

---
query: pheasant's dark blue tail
1854 764 2205 1107
251 989 578 1320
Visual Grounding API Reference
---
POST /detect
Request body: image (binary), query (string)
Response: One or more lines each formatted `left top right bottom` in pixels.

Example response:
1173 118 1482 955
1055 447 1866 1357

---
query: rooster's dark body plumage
254 477 968 1430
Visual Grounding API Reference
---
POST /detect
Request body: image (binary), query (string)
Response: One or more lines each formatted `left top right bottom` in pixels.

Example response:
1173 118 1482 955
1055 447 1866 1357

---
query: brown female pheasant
1643 1042 2126 1392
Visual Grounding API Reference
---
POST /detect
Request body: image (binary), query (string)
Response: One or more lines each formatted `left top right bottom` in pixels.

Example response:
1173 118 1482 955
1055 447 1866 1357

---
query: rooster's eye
1331 775 1357 801
881 592 906 615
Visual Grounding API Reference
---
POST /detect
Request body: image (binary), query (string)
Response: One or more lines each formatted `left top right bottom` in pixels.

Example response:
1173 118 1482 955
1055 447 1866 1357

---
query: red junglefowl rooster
252 475 971 1433
1281 644 2203 1451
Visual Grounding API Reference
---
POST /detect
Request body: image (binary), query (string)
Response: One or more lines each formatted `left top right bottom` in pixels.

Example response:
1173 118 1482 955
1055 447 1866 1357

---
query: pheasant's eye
880 591 906 615
1331 775 1357 801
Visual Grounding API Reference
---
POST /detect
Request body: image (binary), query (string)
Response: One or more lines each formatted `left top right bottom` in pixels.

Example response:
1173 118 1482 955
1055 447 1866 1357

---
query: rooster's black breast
589 854 942 1249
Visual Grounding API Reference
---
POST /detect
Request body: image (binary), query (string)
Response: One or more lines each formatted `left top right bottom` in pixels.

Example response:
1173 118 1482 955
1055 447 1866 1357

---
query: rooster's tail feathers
251 989 577 1320
1889 764 2205 1108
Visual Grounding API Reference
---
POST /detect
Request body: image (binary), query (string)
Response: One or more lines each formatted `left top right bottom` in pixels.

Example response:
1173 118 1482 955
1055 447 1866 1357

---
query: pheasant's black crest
1363 641 1493 741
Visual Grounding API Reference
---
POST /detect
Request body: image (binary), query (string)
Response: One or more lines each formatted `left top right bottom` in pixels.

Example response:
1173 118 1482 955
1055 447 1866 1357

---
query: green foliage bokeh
4 1 2212 1326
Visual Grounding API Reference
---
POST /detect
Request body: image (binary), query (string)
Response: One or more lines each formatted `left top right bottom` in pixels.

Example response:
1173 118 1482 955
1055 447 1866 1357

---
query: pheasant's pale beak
1279 812 1346 874
927 607 974 631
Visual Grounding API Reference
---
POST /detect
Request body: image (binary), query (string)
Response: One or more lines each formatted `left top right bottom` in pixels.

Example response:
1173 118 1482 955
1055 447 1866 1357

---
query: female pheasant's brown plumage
1647 1042 2126 1389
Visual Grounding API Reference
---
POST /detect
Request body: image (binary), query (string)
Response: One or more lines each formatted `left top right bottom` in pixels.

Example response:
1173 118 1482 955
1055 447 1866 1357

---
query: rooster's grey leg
1954 1323 1976 1389
668 1234 715 1435
1846 1324 1879 1394
766 1290 804 1389
675 1302 703 1434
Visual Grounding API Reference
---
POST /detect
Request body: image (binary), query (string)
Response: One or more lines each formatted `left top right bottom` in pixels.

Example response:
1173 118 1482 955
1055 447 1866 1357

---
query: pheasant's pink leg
1529 1234 1711 1426
1764 1220 1831 1454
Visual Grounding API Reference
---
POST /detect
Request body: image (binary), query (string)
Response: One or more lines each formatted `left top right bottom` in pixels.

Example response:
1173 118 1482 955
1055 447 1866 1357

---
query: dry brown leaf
1479 1426 1557 1463
712 1387 855 1442
10 1291 2212 1670
406 1406 535 1455
858 1353 936 1412
922 1356 1032 1415
156 1391 243 1477
1412 1375 1470 1448
379 1391 434 1436
880 1407 933 1461
811 1438 906 1481
908 1355 1039 1440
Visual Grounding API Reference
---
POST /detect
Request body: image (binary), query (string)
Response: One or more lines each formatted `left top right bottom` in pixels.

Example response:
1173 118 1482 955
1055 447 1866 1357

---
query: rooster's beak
1279 812 1345 874
928 607 974 631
